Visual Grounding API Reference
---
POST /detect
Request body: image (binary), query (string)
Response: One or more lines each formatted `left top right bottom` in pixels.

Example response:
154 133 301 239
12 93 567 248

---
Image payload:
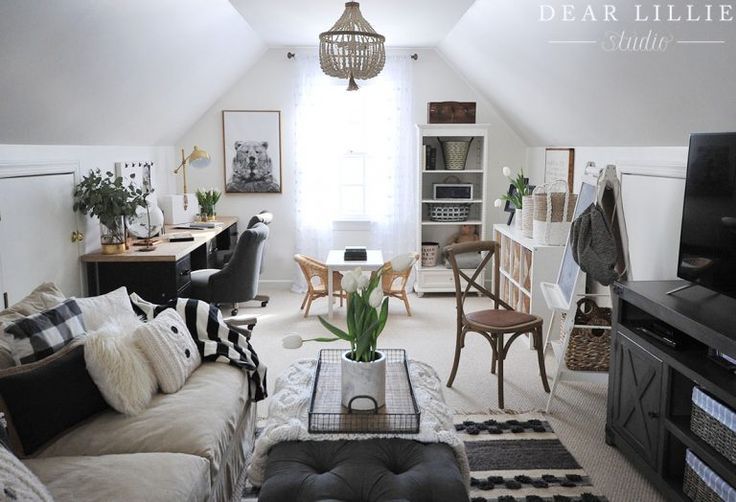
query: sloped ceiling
231 0 475 47
0 0 265 145
440 0 736 146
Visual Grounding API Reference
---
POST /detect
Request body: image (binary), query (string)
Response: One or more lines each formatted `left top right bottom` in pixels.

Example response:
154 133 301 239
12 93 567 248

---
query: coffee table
325 249 384 319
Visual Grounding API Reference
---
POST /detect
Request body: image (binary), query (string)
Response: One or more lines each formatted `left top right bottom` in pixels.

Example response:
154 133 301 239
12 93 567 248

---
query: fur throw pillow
134 309 201 394
83 313 157 416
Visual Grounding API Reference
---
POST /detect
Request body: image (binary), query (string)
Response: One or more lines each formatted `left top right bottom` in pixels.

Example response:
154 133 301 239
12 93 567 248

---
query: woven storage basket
421 242 440 267
521 195 534 238
532 180 577 245
690 388 736 464
683 450 735 502
559 298 611 372
438 138 473 170
428 203 470 222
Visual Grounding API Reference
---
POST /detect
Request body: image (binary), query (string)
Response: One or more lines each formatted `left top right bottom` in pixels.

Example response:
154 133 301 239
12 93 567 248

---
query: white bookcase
493 224 565 340
414 124 488 296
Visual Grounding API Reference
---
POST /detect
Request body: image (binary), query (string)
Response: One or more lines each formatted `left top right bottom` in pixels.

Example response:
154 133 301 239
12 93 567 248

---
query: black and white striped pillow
4 299 86 364
130 294 267 401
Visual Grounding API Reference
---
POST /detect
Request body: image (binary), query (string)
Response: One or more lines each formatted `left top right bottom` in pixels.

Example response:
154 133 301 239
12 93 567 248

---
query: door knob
71 230 85 243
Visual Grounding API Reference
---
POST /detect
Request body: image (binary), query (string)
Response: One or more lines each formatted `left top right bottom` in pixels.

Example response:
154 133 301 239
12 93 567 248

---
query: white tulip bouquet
282 253 416 363
493 166 531 210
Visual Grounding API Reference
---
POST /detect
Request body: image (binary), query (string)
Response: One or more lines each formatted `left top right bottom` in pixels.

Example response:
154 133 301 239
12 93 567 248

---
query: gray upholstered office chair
191 222 269 318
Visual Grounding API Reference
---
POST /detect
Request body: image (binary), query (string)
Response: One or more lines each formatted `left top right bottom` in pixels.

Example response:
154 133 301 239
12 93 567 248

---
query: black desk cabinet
606 281 736 501
84 220 238 303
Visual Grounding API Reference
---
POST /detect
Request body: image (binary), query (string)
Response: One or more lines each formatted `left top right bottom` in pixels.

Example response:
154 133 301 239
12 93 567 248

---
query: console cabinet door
610 332 663 467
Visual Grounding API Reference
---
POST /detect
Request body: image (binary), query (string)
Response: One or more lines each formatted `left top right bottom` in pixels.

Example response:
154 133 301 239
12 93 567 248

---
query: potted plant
195 188 221 221
494 166 531 230
73 169 147 254
282 253 416 411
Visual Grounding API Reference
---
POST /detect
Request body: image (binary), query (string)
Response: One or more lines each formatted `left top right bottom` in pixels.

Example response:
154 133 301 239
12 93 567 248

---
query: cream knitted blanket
247 358 469 488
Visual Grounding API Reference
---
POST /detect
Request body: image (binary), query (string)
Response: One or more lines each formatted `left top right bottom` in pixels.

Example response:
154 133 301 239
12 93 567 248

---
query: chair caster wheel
261 301 268 307
231 309 239 316
247 324 256 331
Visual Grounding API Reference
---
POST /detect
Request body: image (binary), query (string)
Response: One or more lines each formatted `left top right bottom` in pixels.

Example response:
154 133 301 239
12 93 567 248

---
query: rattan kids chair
381 252 420 316
294 255 345 317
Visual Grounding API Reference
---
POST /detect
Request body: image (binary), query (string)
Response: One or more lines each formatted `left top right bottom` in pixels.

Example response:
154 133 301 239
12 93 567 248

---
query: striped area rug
459 413 606 502
242 413 606 502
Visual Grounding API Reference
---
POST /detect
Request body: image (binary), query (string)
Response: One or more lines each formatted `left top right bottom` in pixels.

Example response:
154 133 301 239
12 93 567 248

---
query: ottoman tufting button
171 326 179 334
185 349 191 358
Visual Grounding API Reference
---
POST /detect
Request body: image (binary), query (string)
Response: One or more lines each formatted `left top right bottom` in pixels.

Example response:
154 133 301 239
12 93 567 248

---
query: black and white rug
458 413 606 502
242 413 606 502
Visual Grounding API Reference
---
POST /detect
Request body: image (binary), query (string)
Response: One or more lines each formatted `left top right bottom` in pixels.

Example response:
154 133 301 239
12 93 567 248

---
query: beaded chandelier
319 2 386 91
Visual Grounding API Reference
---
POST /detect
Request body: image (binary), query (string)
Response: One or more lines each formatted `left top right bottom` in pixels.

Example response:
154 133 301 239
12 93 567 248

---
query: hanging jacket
570 203 619 286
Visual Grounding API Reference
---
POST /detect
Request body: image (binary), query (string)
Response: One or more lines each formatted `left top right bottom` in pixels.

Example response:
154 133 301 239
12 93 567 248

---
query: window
336 91 369 218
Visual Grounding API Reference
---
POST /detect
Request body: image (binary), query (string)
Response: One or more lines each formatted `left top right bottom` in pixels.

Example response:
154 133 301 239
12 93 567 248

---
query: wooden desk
82 217 238 302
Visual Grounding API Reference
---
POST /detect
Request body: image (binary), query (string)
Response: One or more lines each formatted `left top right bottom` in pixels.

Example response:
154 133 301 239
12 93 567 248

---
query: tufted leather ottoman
257 438 467 502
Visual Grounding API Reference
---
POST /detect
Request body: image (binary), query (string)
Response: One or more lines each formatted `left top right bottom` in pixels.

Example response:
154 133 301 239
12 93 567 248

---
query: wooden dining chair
445 241 550 409
294 254 345 317
381 252 420 316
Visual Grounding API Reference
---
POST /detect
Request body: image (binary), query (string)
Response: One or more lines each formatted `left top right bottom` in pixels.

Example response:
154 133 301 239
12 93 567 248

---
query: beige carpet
237 285 664 502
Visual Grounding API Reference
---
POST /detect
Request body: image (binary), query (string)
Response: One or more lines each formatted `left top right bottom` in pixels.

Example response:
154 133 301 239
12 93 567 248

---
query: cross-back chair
445 240 550 409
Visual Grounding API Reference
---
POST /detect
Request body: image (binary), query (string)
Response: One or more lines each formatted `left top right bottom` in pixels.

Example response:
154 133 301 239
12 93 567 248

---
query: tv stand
607 280 736 501
665 281 696 296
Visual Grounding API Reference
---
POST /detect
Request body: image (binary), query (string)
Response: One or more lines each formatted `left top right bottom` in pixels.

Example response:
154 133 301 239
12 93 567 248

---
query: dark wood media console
607 280 736 501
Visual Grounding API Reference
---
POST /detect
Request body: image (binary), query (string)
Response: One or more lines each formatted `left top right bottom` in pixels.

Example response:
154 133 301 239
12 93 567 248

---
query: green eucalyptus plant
73 169 147 244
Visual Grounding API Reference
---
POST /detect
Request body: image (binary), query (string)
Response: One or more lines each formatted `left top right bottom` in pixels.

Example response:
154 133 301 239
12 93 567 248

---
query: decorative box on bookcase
493 224 565 344
414 124 489 296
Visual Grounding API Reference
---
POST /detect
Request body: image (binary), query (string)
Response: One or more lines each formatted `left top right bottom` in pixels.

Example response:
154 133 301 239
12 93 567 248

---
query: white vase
341 350 386 411
514 209 524 229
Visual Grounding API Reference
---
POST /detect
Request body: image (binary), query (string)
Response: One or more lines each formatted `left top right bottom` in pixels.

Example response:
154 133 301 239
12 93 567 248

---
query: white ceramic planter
341 350 386 411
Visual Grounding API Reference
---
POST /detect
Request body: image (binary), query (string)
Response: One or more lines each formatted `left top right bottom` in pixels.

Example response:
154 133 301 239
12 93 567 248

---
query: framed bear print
222 110 282 193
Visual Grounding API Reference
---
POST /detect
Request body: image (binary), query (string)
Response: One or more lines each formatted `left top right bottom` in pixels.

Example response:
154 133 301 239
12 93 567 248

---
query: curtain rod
287 52 417 60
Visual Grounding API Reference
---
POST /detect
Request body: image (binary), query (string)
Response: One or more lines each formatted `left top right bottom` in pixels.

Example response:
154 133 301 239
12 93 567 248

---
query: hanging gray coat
570 203 619 286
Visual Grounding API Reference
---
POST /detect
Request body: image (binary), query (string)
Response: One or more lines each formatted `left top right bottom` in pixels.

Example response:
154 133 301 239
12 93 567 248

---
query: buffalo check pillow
4 299 86 365
130 294 267 401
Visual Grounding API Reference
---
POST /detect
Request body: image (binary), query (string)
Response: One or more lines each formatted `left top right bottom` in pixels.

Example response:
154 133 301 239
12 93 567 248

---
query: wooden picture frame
222 110 282 193
544 147 575 190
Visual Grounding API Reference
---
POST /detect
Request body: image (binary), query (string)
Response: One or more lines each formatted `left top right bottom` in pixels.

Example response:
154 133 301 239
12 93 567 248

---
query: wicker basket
559 298 611 372
683 450 735 502
421 242 440 267
532 180 578 245
438 138 473 170
690 388 736 464
521 195 534 238
428 203 470 222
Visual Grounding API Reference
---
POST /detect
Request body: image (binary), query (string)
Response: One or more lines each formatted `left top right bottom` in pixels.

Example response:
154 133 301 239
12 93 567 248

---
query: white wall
0 144 177 254
176 48 529 282
525 146 688 190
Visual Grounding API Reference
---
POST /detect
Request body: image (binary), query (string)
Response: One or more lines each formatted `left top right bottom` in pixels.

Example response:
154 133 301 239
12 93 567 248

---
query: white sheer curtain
292 54 416 291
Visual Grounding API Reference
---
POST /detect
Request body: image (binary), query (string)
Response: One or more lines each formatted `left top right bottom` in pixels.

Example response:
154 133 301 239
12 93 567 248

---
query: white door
0 164 83 304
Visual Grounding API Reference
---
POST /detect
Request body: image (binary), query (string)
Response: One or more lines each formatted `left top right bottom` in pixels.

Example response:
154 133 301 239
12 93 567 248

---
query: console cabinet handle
180 269 191 277
648 411 659 419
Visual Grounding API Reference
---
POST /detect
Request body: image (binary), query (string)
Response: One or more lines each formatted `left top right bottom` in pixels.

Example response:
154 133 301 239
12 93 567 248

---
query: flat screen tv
677 133 736 299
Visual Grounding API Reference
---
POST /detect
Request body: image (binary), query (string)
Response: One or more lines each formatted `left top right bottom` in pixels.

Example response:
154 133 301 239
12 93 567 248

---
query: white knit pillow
134 309 201 394
84 313 158 415
0 446 54 502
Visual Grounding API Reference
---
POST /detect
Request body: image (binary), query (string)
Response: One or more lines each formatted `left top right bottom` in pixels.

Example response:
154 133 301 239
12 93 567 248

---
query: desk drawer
176 255 192 291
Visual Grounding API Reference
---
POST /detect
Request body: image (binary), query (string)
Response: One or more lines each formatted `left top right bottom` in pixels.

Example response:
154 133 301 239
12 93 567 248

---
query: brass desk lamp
173 146 210 210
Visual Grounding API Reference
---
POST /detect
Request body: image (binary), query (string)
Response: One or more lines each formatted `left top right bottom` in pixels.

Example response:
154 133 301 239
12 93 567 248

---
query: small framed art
544 147 575 189
222 110 282 193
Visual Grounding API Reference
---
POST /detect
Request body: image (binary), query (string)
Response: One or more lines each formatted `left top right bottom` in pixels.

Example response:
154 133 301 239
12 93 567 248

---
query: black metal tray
308 348 420 434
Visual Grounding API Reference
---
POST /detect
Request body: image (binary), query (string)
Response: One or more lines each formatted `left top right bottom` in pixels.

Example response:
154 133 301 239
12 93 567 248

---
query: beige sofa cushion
0 283 66 369
25 453 209 502
36 363 248 482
